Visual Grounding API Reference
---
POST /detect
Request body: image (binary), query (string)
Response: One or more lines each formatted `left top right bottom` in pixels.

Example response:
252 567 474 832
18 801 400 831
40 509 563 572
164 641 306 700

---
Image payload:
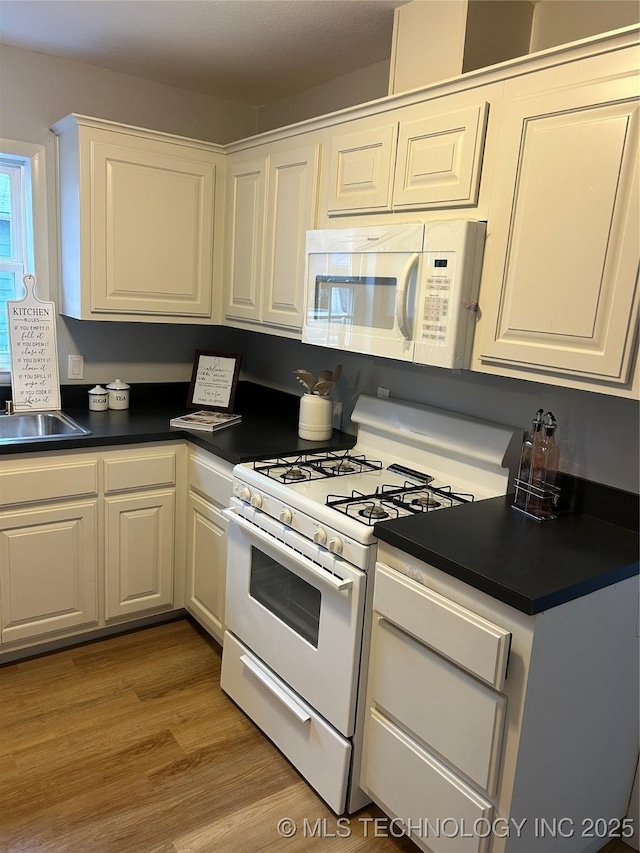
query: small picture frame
187 350 242 413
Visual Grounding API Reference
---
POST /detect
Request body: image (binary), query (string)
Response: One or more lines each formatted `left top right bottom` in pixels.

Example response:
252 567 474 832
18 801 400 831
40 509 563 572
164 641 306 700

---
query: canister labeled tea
106 379 130 410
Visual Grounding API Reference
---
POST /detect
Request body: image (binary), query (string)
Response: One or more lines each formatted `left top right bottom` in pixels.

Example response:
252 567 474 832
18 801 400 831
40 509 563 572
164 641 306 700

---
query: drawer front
369 614 506 795
104 451 176 493
374 563 510 690
221 631 351 814
187 451 233 507
0 459 99 506
362 709 493 853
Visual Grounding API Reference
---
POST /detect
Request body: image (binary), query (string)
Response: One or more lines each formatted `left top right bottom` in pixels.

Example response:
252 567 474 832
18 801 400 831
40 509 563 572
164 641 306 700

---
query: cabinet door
0 501 98 643
393 102 488 209
327 124 397 213
185 491 227 643
104 490 174 619
224 158 266 322
478 52 639 384
262 144 320 330
90 136 216 317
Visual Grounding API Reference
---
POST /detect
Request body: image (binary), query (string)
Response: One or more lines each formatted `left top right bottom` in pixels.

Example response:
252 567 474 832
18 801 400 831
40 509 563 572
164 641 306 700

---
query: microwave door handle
396 252 419 340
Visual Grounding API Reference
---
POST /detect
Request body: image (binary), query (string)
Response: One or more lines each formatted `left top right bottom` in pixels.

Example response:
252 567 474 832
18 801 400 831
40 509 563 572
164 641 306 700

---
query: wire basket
512 478 561 521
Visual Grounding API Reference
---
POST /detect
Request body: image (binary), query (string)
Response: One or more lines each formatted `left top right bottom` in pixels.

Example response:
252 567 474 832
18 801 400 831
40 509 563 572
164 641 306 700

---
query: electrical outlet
332 401 343 430
377 387 390 399
67 354 84 380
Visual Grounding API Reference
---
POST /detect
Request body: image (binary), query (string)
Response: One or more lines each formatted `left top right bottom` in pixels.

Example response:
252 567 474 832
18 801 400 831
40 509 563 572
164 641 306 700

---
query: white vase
298 394 333 441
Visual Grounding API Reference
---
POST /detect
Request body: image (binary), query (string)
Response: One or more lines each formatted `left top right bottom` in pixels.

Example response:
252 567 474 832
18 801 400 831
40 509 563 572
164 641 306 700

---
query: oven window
249 547 321 647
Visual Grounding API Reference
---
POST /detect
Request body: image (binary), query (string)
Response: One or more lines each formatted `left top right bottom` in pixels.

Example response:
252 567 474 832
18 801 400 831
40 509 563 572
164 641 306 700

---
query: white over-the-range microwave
303 220 486 369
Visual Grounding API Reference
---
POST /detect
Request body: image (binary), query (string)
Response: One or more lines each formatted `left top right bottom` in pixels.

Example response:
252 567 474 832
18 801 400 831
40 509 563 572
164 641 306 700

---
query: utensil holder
298 394 333 441
512 478 561 521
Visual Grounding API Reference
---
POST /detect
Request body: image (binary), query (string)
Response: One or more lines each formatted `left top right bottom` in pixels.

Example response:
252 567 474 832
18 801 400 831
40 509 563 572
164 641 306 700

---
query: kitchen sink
0 411 92 444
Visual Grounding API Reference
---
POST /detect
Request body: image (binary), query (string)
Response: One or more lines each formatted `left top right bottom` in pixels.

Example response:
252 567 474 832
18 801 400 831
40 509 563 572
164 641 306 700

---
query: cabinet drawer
220 631 350 814
0 459 99 506
104 451 176 493
362 708 493 853
187 451 233 507
369 614 505 795
374 563 510 690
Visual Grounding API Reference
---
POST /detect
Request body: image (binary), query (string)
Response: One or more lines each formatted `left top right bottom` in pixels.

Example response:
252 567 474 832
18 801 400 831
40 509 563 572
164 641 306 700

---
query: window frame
0 139 50 381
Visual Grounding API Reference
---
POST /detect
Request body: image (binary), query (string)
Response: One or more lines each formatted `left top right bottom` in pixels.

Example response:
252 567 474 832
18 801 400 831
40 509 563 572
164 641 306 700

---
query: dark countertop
374 494 639 615
0 382 357 464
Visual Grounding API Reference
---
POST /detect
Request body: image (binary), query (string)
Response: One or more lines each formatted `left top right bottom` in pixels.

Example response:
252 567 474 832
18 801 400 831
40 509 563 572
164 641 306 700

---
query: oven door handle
223 508 354 592
239 654 311 724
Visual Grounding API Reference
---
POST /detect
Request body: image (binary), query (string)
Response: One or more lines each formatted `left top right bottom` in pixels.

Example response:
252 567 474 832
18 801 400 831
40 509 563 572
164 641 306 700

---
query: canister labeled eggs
106 379 130 410
88 385 109 411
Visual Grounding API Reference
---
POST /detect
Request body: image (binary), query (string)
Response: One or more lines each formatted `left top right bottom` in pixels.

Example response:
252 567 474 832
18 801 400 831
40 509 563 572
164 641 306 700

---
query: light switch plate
67 354 84 380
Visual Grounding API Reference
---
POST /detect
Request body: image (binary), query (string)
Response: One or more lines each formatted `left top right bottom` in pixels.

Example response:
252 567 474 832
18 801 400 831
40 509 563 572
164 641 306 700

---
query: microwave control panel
414 220 486 370
421 252 454 346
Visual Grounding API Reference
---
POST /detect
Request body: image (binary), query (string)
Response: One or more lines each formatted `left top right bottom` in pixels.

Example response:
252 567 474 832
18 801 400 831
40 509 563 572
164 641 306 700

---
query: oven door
223 507 366 737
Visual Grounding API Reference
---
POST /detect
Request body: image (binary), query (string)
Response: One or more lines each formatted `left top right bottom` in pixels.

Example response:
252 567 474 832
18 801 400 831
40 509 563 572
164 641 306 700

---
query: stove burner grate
253 451 383 481
327 482 474 525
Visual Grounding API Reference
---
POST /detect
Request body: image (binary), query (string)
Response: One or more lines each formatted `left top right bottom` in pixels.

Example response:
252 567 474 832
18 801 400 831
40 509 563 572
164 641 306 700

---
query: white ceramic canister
106 379 130 410
298 393 333 441
88 385 109 411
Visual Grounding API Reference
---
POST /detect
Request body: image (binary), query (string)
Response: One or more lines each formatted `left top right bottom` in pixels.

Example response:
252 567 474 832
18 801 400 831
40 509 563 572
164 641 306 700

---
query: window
0 140 48 376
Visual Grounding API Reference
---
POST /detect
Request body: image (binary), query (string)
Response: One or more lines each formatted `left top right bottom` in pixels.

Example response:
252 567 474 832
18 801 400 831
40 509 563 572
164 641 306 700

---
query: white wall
531 0 640 52
256 60 391 133
0 44 257 387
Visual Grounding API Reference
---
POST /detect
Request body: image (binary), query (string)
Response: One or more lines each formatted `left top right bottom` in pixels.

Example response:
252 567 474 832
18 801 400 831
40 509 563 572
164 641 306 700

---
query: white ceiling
0 0 409 106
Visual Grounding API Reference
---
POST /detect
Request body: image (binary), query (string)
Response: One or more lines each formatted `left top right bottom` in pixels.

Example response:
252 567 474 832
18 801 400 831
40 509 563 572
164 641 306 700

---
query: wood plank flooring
0 618 634 853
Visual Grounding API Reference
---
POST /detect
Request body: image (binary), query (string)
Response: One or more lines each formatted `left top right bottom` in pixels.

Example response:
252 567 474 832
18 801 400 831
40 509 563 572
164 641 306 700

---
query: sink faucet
4 400 14 415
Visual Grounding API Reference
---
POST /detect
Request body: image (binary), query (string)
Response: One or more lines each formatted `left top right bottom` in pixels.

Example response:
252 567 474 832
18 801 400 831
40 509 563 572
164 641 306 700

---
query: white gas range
220 394 520 815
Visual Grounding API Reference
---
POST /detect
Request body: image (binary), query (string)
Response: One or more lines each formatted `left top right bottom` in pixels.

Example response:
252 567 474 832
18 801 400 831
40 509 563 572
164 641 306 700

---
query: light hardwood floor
0 619 634 853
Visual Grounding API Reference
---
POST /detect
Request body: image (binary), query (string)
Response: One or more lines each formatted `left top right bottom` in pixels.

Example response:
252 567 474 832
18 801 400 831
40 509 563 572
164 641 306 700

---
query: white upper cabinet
223 157 266 323
325 96 489 216
224 141 320 335
327 124 398 213
475 46 639 393
392 102 489 210
52 114 226 323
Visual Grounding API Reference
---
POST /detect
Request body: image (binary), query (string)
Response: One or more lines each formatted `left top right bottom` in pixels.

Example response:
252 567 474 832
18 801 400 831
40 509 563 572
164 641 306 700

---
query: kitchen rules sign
8 274 61 411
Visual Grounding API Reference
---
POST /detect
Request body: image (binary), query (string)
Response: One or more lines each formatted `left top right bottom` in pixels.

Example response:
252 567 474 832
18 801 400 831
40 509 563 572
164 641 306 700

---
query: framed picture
187 350 242 413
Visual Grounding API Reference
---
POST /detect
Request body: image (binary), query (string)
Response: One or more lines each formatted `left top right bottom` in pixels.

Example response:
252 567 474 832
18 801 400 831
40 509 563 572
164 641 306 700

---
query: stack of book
169 410 242 432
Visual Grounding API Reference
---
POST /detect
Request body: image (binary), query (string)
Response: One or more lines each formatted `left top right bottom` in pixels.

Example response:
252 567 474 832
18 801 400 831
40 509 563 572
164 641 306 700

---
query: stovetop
230 395 520 567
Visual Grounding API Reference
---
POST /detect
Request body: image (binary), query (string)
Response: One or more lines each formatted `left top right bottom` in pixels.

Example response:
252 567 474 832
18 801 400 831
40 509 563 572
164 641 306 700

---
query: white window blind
0 138 48 380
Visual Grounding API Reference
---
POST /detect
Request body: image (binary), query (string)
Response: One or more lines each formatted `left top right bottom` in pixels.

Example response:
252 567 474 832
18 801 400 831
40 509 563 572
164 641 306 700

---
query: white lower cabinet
0 500 98 644
363 709 493 853
0 442 187 654
103 446 180 620
184 447 233 644
362 548 639 853
104 490 175 619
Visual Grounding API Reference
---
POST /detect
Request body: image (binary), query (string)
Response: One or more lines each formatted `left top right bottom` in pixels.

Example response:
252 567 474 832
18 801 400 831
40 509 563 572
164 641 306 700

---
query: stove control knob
238 487 251 503
250 493 263 509
313 528 327 546
279 508 292 525
328 537 343 555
